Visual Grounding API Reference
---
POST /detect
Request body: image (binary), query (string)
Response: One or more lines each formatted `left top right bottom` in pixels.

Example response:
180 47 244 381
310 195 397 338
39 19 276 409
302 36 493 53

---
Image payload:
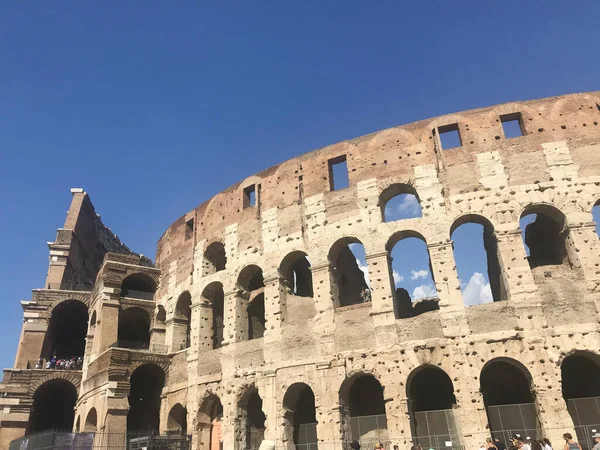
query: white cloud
393 270 404 285
356 259 371 288
410 269 429 280
385 194 421 220
412 284 437 300
462 272 493 306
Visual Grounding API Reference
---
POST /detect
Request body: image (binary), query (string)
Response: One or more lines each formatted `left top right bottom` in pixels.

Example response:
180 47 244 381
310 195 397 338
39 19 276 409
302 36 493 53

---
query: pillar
365 251 397 346
309 263 336 357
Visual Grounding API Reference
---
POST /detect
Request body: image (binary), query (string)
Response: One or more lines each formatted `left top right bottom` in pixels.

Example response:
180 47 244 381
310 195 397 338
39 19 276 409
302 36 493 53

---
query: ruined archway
451 214 505 306
520 204 570 269
279 251 313 298
200 282 225 350
340 374 388 445
41 300 88 361
283 383 318 449
407 365 459 448
247 293 265 340
562 351 600 446
167 403 187 435
329 237 370 308
117 307 150 349
380 183 422 222
127 363 165 433
237 265 265 342
197 395 223 450
480 358 538 441
27 378 78 434
237 387 266 450
174 291 192 350
84 408 97 432
203 242 227 276
121 273 156 300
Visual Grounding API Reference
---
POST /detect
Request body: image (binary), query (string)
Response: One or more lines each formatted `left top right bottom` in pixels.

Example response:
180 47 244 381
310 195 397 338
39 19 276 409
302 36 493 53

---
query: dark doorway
167 403 187 435
283 383 318 448
203 242 227 275
341 374 387 444
329 238 369 307
127 364 165 433
28 379 78 434
121 273 156 300
241 390 266 450
42 300 88 360
175 292 192 350
117 307 151 349
408 366 459 448
280 251 314 297
248 294 265 340
201 282 225 349
520 205 569 269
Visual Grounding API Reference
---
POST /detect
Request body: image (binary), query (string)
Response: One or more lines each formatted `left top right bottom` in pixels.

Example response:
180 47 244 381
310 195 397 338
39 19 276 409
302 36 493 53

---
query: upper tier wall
155 91 600 293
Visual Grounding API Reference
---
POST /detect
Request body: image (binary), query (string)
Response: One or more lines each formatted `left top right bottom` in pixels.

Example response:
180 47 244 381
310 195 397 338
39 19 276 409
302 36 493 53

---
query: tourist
542 439 552 450
532 440 544 450
487 437 498 449
34 358 42 369
495 437 507 450
591 433 600 450
562 433 582 450
350 441 361 450
50 356 56 369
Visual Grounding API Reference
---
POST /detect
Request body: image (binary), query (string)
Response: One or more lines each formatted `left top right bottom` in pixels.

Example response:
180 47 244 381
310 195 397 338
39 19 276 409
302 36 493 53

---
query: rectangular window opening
438 123 462 150
501 113 525 138
328 156 350 191
243 184 256 208
185 219 194 241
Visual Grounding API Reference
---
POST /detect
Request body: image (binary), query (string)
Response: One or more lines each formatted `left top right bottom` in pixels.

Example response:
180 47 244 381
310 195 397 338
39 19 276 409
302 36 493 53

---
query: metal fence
10 431 191 450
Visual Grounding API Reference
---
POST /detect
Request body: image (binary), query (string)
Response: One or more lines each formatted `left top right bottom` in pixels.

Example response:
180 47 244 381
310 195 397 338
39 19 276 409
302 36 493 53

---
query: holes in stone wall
380 184 422 222
438 123 462 150
329 238 370 308
500 112 525 138
328 156 349 191
451 215 505 306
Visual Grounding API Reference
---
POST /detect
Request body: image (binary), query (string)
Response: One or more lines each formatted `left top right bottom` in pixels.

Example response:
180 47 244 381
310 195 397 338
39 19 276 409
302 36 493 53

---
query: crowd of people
33 356 83 370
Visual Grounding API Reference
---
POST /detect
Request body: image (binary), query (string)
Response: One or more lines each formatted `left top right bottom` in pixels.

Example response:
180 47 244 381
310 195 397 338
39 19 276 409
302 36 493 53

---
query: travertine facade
3 92 600 450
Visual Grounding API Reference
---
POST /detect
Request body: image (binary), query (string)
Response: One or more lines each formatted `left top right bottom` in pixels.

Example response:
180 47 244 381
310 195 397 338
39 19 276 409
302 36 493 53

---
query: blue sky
1 2 600 369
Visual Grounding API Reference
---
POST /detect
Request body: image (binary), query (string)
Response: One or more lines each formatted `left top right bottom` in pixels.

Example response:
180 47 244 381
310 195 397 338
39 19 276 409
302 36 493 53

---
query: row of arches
26 352 600 447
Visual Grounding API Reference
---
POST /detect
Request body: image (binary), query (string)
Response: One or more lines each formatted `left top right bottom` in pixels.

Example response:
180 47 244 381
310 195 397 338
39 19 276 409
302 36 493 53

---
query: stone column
222 290 248 345
365 251 397 346
453 377 490 450
427 240 468 337
260 370 278 442
14 320 48 368
314 363 345 450
494 229 537 304
263 274 284 364
566 222 600 290
310 263 336 357
94 300 120 354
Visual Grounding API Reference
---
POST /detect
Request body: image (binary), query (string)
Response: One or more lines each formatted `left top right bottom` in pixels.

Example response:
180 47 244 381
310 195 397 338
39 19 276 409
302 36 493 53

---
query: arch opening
280 251 313 298
237 266 265 342
117 307 150 349
127 364 165 433
407 366 459 448
247 293 265 340
238 389 266 450
480 359 538 441
593 201 600 238
174 291 192 350
329 238 370 308
283 383 318 449
340 374 387 444
451 216 505 306
167 403 187 435
27 379 78 434
520 205 570 269
381 184 422 222
42 300 89 362
121 273 156 301
84 408 97 433
201 282 225 350
197 395 223 450
387 234 439 319
203 242 227 276
562 352 600 446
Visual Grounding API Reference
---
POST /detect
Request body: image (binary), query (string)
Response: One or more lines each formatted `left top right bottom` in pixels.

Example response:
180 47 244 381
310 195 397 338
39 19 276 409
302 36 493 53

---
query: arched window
593 201 600 238
127 364 165 433
117 307 151 349
27 379 78 434
407 366 458 448
203 242 227 276
480 358 537 441
238 266 265 341
200 282 225 350
238 388 266 450
380 183 423 222
42 300 88 360
283 383 318 449
562 352 600 446
84 408 97 432
387 232 439 318
520 204 570 269
197 395 223 449
280 251 313 297
174 292 192 350
451 215 505 306
340 374 387 443
121 273 156 301
329 238 370 308
167 403 187 435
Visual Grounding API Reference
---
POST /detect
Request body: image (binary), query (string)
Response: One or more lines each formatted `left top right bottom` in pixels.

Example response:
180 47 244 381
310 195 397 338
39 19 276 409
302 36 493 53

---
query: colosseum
2 91 600 450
